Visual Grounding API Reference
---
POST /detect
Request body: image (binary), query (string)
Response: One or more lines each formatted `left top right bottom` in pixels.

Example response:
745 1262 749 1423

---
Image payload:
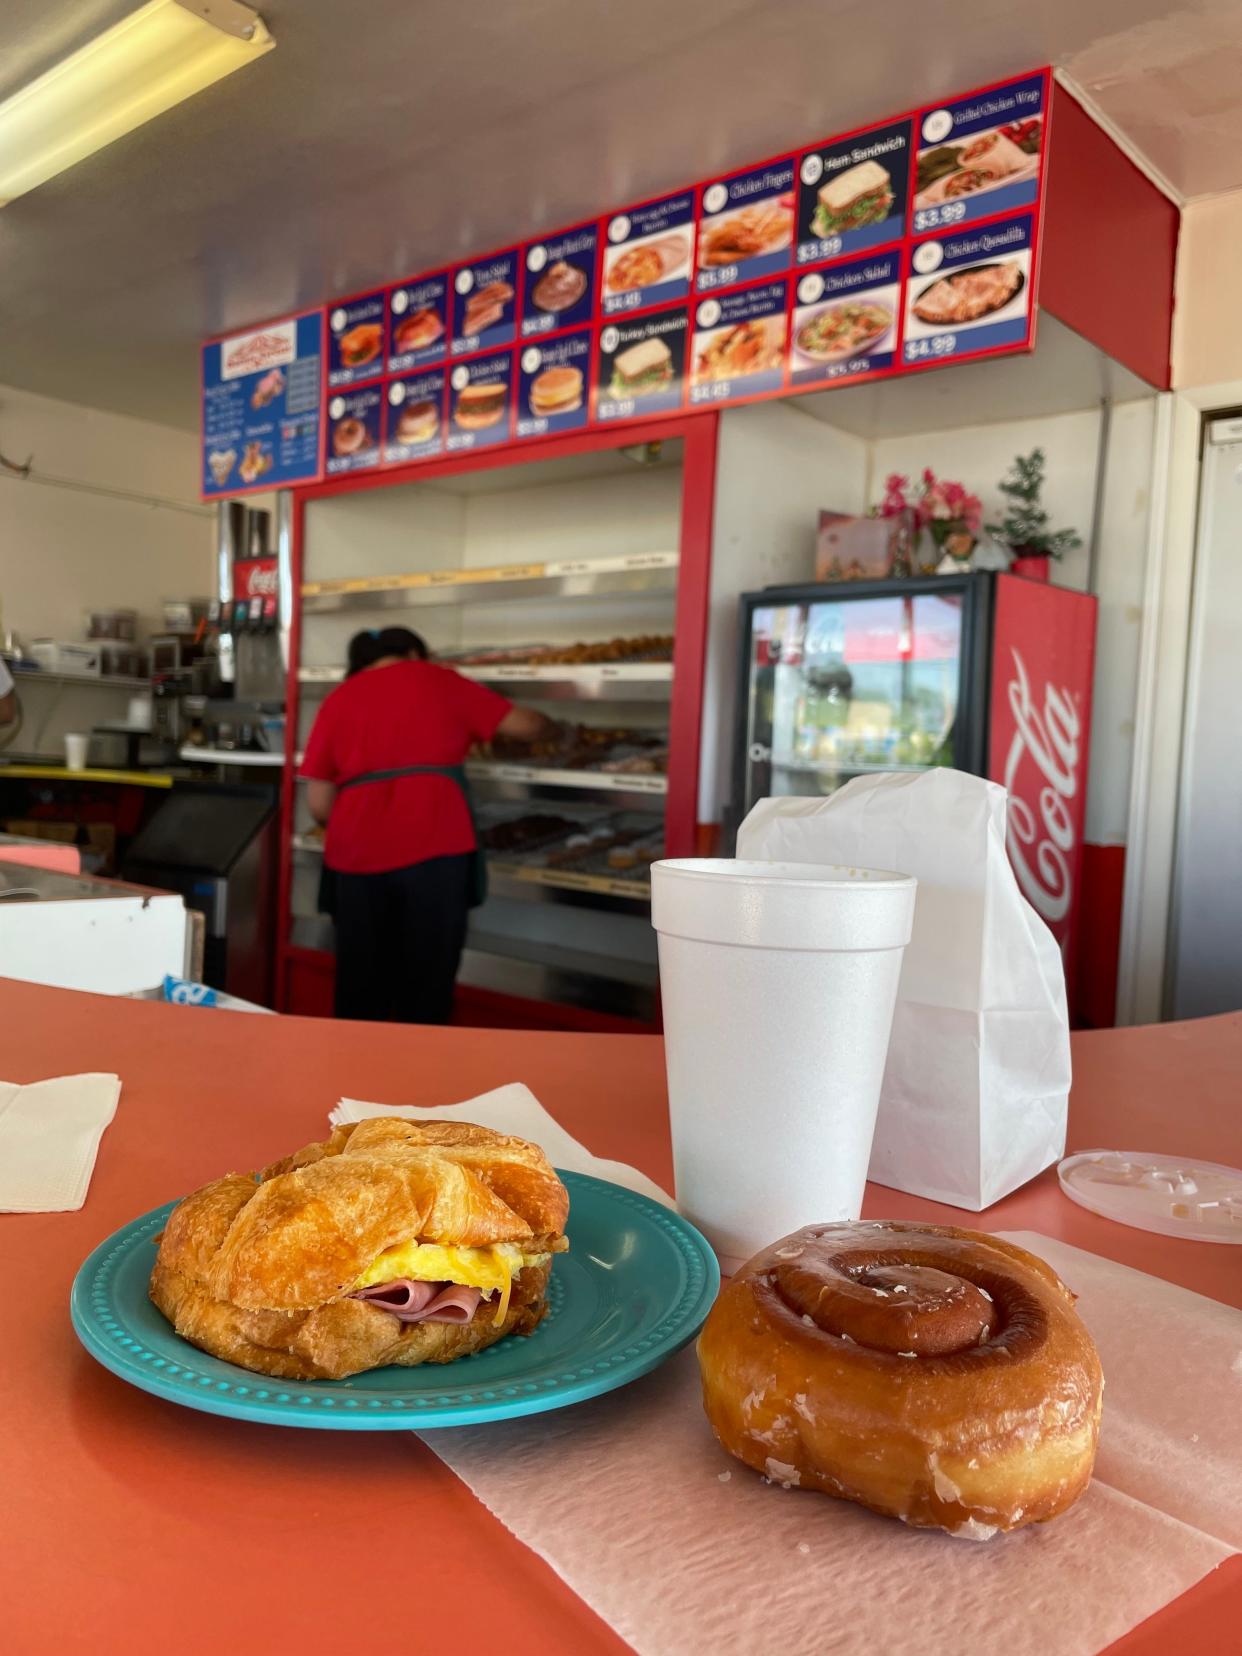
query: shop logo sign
222 322 297 380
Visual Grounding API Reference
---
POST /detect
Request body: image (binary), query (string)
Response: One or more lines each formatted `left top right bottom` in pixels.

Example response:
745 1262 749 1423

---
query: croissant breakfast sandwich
698 1221 1103 1539
149 1118 569 1380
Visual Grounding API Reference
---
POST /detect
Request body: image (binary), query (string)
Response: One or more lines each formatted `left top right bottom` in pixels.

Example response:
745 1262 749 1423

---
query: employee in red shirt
300 626 551 1024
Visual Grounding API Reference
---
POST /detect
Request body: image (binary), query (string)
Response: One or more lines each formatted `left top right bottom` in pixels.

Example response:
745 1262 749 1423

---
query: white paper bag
737 769 1070 1209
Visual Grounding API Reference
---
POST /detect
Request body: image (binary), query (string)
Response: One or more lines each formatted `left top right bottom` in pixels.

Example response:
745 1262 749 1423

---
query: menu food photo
199 69 1050 496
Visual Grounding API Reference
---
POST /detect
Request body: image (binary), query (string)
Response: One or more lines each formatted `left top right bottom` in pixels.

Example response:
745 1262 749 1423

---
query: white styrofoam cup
651 858 917 1262
64 733 90 771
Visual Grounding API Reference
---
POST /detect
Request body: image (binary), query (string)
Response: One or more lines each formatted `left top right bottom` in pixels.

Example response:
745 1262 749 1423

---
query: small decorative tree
987 449 1082 560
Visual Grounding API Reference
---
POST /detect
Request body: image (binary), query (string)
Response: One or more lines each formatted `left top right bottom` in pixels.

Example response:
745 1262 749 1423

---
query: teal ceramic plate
70 1170 718 1430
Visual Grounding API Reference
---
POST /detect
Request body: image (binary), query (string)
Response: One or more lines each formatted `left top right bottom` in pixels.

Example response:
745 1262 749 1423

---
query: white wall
0 383 213 644
700 400 868 822
1173 194 1242 389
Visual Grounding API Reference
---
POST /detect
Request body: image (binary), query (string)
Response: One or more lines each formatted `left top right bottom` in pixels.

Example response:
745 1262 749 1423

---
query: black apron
317 762 487 916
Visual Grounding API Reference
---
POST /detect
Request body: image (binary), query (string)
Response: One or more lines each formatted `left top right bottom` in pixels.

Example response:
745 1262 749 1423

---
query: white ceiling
0 0 1238 431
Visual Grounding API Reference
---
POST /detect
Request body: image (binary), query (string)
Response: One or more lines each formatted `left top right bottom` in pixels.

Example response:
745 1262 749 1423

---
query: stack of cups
651 858 917 1264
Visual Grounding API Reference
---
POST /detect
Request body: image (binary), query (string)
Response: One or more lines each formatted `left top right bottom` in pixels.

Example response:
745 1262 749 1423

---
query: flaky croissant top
149 1117 569 1380
177 1116 569 1310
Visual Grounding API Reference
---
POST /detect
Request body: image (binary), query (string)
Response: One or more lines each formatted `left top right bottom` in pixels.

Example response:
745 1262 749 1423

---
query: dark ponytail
346 626 429 677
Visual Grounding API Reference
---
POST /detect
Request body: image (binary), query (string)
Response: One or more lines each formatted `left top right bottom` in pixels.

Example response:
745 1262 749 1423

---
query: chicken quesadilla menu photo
903 212 1035 367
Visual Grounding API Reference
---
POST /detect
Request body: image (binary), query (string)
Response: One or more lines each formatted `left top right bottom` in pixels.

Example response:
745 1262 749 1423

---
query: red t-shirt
299 660 511 874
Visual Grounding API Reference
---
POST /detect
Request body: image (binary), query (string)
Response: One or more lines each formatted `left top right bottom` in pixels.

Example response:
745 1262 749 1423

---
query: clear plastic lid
1058 1150 1242 1244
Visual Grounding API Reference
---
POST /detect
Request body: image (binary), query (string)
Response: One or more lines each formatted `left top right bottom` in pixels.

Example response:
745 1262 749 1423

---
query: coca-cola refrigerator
731 572 1096 975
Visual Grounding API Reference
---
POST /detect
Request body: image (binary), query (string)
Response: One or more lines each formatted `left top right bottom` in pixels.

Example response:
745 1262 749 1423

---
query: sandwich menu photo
796 118 912 266
383 368 445 464
327 289 387 389
388 272 449 374
209 70 1049 496
517 330 592 437
447 350 514 450
595 310 689 420
452 250 519 355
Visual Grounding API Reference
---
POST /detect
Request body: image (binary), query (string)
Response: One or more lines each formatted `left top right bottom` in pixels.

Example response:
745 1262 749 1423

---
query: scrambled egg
355 1240 551 1325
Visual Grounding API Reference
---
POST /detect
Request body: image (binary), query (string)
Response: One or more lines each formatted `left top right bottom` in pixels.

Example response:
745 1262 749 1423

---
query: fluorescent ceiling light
0 0 274 206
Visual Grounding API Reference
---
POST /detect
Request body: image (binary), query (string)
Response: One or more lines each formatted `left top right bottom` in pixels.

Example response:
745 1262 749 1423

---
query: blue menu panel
201 312 322 497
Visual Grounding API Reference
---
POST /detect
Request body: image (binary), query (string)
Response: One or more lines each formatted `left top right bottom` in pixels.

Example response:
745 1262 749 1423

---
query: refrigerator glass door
741 590 963 816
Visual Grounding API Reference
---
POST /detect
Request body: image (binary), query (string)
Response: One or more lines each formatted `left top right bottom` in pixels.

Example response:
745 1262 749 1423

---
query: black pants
332 854 471 1024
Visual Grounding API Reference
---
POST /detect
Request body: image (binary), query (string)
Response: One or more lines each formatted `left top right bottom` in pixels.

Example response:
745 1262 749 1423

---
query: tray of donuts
697 1219 1102 1541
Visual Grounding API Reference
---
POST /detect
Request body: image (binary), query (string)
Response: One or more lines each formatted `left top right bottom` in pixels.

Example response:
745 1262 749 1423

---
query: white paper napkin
330 1082 673 1207
0 1073 121 1212
423 1234 1239 1656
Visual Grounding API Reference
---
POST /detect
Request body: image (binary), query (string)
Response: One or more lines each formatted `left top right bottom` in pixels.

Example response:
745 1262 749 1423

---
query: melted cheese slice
356 1241 551 1325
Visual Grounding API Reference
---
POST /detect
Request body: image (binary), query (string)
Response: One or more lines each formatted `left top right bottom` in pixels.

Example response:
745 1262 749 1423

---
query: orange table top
2 976 1238 1656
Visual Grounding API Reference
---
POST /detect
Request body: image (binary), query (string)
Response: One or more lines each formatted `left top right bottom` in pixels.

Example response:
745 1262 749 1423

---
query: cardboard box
816 509 915 581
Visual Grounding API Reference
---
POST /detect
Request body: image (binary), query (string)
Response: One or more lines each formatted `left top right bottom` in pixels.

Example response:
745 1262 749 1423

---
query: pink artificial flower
877 473 909 517
922 467 936 486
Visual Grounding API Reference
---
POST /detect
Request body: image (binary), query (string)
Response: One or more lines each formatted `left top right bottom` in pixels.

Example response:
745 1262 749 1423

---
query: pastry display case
278 416 716 1027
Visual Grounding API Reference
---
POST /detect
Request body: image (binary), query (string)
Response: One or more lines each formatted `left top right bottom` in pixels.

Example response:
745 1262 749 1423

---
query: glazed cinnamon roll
697 1221 1102 1538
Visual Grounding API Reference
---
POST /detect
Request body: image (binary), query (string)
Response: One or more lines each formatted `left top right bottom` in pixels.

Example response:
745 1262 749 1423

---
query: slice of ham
350 1279 484 1325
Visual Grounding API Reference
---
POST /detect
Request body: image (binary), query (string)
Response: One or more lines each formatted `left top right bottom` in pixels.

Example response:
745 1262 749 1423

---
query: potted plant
988 448 1082 581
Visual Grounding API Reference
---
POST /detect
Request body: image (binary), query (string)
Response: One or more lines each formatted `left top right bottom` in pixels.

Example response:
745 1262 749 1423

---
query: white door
1169 416 1242 1018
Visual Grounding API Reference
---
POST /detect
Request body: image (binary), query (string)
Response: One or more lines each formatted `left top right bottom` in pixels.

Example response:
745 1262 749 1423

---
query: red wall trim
1075 843 1126 1029
1041 83 1178 390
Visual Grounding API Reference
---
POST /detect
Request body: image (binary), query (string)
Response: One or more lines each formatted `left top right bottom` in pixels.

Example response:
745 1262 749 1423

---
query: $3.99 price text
913 201 967 233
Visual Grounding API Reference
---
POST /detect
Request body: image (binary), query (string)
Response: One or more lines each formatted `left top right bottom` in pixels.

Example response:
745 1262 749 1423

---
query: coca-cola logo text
234 558 279 599
1002 647 1081 930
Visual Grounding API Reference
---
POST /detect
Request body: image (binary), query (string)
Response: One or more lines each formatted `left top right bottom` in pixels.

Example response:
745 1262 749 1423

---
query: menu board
200 69 1050 497
201 311 323 497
